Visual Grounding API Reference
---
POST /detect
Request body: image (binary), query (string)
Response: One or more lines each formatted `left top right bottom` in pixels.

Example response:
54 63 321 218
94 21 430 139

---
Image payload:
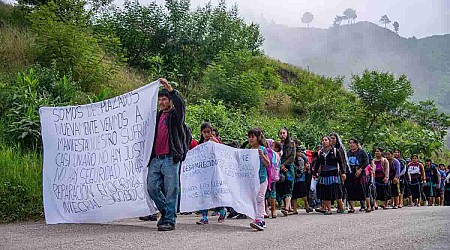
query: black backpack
431 164 439 184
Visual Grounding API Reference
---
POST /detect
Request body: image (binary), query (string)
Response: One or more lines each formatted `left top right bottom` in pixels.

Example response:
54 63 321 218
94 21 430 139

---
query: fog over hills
260 21 450 113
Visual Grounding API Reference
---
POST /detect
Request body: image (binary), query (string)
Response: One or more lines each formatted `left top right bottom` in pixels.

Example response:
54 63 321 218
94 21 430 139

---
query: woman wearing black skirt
407 155 425 206
277 128 296 216
373 148 390 209
292 147 312 213
346 138 370 213
313 136 345 215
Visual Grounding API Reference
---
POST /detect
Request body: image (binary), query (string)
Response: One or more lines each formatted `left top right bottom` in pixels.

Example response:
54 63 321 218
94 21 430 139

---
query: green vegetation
0 143 43 223
0 0 449 222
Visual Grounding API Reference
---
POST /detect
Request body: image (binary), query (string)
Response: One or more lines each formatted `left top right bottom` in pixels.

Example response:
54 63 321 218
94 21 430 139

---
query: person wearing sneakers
248 129 270 231
196 122 227 225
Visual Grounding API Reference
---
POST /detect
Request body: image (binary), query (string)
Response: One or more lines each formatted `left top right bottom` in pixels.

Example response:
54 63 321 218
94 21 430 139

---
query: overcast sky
119 0 450 38
5 0 449 38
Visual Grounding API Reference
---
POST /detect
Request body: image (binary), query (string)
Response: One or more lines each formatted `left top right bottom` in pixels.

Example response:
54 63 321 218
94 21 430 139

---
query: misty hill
260 21 450 113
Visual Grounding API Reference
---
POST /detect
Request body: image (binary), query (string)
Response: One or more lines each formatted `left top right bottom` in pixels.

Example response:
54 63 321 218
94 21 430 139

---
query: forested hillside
260 21 450 113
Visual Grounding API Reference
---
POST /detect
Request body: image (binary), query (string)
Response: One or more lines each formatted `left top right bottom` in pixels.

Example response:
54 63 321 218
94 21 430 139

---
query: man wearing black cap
142 78 186 231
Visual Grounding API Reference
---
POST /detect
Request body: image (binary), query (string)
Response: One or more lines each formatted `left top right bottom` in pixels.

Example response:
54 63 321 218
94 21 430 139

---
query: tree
399 100 450 139
98 0 263 97
202 50 264 108
301 12 313 28
333 15 345 27
349 70 413 141
18 0 112 13
28 0 114 91
380 15 391 28
393 21 399 34
343 8 357 24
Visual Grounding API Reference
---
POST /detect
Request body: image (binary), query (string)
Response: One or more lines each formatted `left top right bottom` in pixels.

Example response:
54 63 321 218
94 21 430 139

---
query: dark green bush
0 180 42 222
0 65 85 150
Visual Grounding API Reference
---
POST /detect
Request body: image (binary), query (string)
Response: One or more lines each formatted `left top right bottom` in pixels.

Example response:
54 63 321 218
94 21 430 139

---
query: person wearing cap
144 78 186 231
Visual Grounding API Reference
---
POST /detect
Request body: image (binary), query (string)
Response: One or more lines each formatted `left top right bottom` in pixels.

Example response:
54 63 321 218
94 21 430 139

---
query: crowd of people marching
184 125 450 231
142 79 450 232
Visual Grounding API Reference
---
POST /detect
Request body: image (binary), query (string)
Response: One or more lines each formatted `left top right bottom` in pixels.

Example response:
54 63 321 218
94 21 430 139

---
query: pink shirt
365 165 373 176
154 112 170 155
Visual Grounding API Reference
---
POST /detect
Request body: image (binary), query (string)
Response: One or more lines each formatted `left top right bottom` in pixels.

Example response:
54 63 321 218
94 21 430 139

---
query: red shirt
154 112 170 155
189 139 198 150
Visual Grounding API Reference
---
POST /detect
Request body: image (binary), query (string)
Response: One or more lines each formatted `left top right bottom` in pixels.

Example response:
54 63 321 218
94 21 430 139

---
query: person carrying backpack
248 129 271 231
265 139 281 219
292 146 311 213
424 159 441 206
394 149 409 208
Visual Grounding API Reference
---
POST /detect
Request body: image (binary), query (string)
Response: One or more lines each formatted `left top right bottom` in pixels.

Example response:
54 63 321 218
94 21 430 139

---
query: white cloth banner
180 141 260 219
40 81 160 224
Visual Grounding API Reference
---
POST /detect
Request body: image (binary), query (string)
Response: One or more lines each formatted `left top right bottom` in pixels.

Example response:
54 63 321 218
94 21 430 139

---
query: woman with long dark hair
385 150 401 209
277 128 295 216
407 155 425 206
346 138 370 213
196 122 226 225
313 136 345 215
373 148 390 209
329 132 347 212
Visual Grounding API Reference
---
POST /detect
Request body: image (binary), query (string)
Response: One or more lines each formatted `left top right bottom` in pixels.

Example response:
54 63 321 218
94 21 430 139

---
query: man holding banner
145 78 186 231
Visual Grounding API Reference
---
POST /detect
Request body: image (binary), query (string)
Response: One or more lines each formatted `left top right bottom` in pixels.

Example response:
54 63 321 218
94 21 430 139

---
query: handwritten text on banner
40 81 159 224
180 141 260 219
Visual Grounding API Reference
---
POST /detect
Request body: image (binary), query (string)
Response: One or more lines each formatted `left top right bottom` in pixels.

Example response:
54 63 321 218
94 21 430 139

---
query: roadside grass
0 143 43 223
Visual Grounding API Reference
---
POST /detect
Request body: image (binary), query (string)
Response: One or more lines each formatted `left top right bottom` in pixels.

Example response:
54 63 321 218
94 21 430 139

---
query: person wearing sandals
444 165 450 206
329 132 348 212
313 136 345 215
386 150 401 209
196 122 227 225
373 148 390 210
394 149 409 208
304 161 314 213
346 138 371 213
292 146 310 214
248 129 270 231
277 128 296 216
265 140 282 219
423 159 441 206
365 156 376 211
407 155 426 207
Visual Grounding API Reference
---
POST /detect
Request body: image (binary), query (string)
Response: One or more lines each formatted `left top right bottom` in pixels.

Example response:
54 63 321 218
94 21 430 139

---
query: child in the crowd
196 122 226 225
265 139 281 218
248 128 270 231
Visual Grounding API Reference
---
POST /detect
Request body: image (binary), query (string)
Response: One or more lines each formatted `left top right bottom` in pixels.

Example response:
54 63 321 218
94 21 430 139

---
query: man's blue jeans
147 156 180 226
